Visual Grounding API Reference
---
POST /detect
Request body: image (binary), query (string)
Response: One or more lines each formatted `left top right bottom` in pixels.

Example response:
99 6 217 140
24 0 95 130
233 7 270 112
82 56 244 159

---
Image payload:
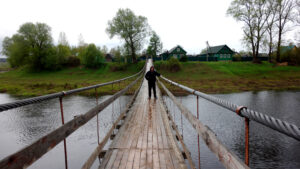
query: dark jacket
145 70 160 83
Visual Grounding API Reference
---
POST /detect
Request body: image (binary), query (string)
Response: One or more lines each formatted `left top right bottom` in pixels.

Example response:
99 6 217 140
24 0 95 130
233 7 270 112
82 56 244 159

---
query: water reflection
0 94 131 169
0 91 299 169
164 91 300 169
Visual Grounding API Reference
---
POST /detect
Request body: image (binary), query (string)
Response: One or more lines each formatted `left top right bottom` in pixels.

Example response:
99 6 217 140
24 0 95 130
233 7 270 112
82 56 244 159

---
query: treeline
227 0 299 63
1 22 108 71
1 8 164 71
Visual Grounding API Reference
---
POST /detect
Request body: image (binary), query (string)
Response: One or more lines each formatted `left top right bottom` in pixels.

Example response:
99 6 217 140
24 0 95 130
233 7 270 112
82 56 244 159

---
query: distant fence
114 56 269 62
232 56 269 62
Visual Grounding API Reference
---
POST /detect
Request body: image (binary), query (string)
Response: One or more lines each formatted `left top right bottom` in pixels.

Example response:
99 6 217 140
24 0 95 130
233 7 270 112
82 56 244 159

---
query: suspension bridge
0 59 299 169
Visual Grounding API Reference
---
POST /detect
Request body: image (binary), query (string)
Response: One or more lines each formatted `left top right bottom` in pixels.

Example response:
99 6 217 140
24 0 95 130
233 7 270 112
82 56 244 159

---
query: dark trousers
148 82 156 98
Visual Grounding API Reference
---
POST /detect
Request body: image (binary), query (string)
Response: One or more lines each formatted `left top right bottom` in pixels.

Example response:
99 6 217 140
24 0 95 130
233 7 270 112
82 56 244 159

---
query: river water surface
0 91 299 169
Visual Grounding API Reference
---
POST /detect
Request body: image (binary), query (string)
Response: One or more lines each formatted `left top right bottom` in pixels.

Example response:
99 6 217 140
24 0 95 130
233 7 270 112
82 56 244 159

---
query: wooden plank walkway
99 61 187 169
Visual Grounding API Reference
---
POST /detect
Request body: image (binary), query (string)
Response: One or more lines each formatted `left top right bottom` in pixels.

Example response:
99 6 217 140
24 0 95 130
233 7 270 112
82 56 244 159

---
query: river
0 91 299 169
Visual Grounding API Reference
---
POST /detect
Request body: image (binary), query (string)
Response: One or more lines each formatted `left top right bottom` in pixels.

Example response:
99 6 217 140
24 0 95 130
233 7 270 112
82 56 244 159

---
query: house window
177 48 180 52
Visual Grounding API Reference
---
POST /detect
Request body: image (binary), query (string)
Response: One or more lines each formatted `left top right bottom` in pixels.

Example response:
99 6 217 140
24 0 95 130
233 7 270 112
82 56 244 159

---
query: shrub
154 58 181 72
65 56 80 67
167 58 181 72
179 55 188 62
232 53 242 61
83 44 105 68
281 48 300 66
109 62 128 71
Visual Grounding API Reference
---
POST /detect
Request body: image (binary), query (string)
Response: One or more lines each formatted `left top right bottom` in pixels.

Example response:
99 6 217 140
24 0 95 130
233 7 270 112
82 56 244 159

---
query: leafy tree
76 34 88 63
19 22 53 69
2 35 29 67
146 31 163 59
106 8 150 63
227 0 270 63
56 44 71 65
2 22 53 70
83 44 105 68
110 46 122 63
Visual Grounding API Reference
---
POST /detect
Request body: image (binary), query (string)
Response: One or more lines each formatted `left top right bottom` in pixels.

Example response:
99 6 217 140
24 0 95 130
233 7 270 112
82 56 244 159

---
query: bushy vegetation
179 55 188 62
154 58 181 72
82 44 105 68
109 61 145 72
1 22 75 71
158 61 300 94
281 47 300 66
109 62 128 71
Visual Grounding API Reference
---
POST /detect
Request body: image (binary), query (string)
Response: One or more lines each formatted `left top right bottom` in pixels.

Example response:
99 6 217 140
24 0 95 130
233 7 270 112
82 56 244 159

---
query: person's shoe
148 97 151 100
154 97 157 100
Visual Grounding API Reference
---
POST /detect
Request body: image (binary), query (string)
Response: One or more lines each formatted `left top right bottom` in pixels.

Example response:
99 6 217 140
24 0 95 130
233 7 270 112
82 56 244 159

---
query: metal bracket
236 106 247 117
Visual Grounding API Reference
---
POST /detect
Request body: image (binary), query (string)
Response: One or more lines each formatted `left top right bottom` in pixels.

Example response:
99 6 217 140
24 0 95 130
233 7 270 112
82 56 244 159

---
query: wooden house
280 45 297 54
105 54 113 62
159 45 187 60
169 45 187 59
199 45 234 61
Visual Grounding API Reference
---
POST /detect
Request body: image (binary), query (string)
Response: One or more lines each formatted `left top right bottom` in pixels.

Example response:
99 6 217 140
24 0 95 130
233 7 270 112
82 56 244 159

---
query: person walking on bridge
145 66 160 99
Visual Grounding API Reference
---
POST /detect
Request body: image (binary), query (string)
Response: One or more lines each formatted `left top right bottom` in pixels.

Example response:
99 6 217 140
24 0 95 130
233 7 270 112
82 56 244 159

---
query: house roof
281 45 296 54
202 45 234 54
169 45 187 54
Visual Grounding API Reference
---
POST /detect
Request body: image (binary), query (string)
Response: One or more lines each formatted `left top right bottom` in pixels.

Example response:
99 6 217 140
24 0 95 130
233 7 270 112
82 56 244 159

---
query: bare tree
58 32 69 46
227 0 270 63
265 0 278 62
275 0 296 62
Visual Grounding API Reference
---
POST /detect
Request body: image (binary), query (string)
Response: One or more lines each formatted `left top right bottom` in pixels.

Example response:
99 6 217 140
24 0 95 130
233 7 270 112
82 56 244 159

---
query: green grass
155 61 300 94
0 62 10 71
0 62 144 97
1 61 299 97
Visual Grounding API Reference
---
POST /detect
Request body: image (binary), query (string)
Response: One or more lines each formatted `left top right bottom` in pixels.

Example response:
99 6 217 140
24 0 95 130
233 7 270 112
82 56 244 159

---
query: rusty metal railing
81 75 144 169
0 64 146 169
158 79 249 169
159 75 300 167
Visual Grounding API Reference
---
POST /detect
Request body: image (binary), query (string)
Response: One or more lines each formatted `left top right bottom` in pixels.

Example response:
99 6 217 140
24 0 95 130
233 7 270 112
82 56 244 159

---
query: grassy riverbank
0 62 144 97
156 61 300 94
0 61 299 97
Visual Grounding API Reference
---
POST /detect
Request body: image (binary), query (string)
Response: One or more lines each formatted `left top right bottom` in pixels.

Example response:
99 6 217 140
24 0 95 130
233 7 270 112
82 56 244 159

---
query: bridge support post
95 88 100 145
236 106 249 166
197 95 200 169
59 96 68 169
245 117 249 166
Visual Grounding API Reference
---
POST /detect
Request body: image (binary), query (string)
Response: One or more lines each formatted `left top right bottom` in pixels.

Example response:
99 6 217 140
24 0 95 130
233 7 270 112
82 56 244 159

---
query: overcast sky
0 0 299 57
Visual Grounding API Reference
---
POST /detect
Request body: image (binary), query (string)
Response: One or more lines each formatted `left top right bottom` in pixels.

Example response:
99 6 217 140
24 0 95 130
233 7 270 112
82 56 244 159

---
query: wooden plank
157 92 187 169
139 149 147 169
158 149 167 169
118 149 129 169
99 150 113 169
146 100 153 169
125 149 136 169
112 149 124 169
152 148 160 169
164 149 175 169
133 149 141 169
104 149 118 169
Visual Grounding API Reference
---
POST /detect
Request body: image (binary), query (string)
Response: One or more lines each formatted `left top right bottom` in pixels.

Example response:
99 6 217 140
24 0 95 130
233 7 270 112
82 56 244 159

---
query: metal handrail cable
160 75 300 141
0 65 146 112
